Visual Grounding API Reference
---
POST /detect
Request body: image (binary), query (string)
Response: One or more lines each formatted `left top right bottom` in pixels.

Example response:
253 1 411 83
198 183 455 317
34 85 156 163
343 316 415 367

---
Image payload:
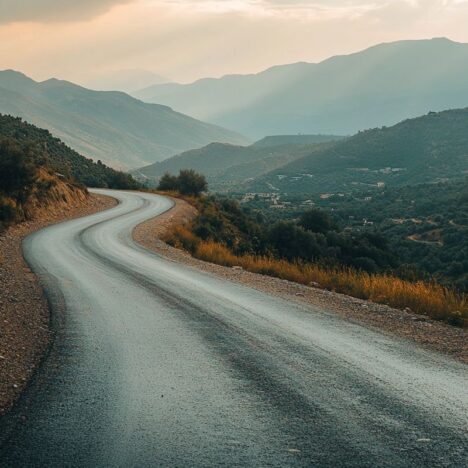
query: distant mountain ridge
82 69 171 93
0 70 247 169
134 38 468 138
253 135 344 148
134 135 342 189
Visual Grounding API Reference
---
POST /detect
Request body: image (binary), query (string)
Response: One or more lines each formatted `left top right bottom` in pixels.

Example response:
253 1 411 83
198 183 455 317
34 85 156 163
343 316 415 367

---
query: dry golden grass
166 226 467 327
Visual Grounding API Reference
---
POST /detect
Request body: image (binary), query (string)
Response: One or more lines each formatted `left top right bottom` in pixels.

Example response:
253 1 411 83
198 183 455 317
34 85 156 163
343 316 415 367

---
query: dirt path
134 197 467 364
0 194 117 416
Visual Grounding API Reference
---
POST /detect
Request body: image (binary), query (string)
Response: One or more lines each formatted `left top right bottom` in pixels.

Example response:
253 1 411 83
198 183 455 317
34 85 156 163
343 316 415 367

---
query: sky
1 0 468 87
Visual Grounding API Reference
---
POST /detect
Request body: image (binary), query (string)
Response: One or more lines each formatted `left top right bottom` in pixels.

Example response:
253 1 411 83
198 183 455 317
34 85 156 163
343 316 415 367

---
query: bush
157 173 180 192
157 169 207 196
299 208 337 233
0 138 36 200
0 195 16 231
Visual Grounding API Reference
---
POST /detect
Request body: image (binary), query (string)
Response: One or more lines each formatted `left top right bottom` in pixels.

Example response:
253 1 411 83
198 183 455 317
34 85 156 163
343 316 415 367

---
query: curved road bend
0 190 466 467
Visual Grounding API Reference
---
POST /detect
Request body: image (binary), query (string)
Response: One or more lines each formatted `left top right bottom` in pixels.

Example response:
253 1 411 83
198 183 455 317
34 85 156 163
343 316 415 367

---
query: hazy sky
1 0 468 86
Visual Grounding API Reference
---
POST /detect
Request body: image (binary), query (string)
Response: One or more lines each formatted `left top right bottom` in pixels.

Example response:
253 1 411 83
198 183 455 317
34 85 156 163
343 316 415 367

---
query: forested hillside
237 179 468 292
0 115 139 189
249 108 468 193
330 179 468 291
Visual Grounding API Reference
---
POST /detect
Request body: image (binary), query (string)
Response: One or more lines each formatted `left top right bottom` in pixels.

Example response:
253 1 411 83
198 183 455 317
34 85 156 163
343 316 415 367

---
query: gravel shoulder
0 194 117 416
134 196 467 364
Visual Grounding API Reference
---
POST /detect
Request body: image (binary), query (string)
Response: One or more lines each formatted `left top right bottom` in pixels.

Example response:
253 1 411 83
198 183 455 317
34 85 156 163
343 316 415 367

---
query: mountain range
0 70 247 169
134 38 468 139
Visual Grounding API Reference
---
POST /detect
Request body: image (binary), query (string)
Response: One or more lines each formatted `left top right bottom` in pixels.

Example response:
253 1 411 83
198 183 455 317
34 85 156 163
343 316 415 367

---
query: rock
295 292 305 297
411 316 428 322
404 307 412 313
232 266 243 271
309 281 320 288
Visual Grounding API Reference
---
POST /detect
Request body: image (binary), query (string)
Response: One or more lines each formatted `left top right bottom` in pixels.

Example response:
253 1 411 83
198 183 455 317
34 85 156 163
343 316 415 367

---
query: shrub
157 169 207 196
157 173 180 192
299 208 337 233
0 138 36 200
178 169 207 196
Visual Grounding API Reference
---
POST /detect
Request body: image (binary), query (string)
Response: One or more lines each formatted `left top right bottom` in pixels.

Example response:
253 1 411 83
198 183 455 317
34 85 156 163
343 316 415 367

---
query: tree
0 138 36 201
178 169 207 196
157 173 179 192
299 208 336 234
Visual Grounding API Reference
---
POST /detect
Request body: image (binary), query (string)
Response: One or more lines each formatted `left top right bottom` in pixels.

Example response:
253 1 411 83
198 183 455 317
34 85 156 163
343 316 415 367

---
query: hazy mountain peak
0 70 248 169
82 69 172 93
133 38 468 139
0 69 37 90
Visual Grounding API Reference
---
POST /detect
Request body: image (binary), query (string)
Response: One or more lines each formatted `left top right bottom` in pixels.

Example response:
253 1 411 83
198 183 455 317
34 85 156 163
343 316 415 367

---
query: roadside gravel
134 196 468 364
0 194 117 416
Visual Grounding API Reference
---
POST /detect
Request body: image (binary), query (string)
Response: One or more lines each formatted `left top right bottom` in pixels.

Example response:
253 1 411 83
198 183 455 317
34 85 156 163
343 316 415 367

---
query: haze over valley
0 70 247 169
135 38 468 138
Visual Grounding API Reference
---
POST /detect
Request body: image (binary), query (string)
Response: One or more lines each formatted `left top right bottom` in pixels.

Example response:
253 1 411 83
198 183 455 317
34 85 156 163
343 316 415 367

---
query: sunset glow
1 0 468 84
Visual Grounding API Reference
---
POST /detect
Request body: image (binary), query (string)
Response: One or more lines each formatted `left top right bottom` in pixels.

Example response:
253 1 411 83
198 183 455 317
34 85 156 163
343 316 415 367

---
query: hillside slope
0 142 87 232
248 108 468 193
135 38 468 138
0 114 142 231
0 114 139 189
0 70 247 169
134 137 339 188
252 134 344 148
329 179 468 292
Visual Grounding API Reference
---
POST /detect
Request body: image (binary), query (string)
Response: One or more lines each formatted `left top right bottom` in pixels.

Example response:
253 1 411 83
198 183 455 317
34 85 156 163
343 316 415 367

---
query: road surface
0 190 467 467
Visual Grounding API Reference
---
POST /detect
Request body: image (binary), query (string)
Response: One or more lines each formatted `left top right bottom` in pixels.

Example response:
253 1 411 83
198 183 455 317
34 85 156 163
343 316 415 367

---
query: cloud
0 0 134 24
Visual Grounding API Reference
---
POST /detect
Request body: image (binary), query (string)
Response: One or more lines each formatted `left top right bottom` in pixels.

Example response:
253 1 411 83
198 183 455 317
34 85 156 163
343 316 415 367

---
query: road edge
0 194 118 419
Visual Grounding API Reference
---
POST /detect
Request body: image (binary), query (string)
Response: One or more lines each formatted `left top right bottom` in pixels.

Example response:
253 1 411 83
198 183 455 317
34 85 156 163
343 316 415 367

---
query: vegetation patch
0 114 140 190
161 176 467 327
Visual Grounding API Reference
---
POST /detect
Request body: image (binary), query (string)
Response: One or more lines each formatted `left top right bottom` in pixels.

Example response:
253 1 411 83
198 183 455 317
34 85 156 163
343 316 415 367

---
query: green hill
249 108 468 193
134 138 338 189
0 70 248 169
0 114 139 189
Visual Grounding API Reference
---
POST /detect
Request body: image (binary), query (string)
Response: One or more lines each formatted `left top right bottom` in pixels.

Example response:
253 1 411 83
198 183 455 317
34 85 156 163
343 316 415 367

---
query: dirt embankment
0 191 117 416
134 196 467 364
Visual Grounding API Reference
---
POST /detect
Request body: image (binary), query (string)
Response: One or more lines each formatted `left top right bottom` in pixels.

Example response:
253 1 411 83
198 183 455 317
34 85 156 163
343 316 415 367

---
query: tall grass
166 226 467 327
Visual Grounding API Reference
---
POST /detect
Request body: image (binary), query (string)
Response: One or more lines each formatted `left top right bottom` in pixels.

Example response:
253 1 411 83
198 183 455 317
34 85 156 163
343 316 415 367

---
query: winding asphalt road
0 190 467 467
